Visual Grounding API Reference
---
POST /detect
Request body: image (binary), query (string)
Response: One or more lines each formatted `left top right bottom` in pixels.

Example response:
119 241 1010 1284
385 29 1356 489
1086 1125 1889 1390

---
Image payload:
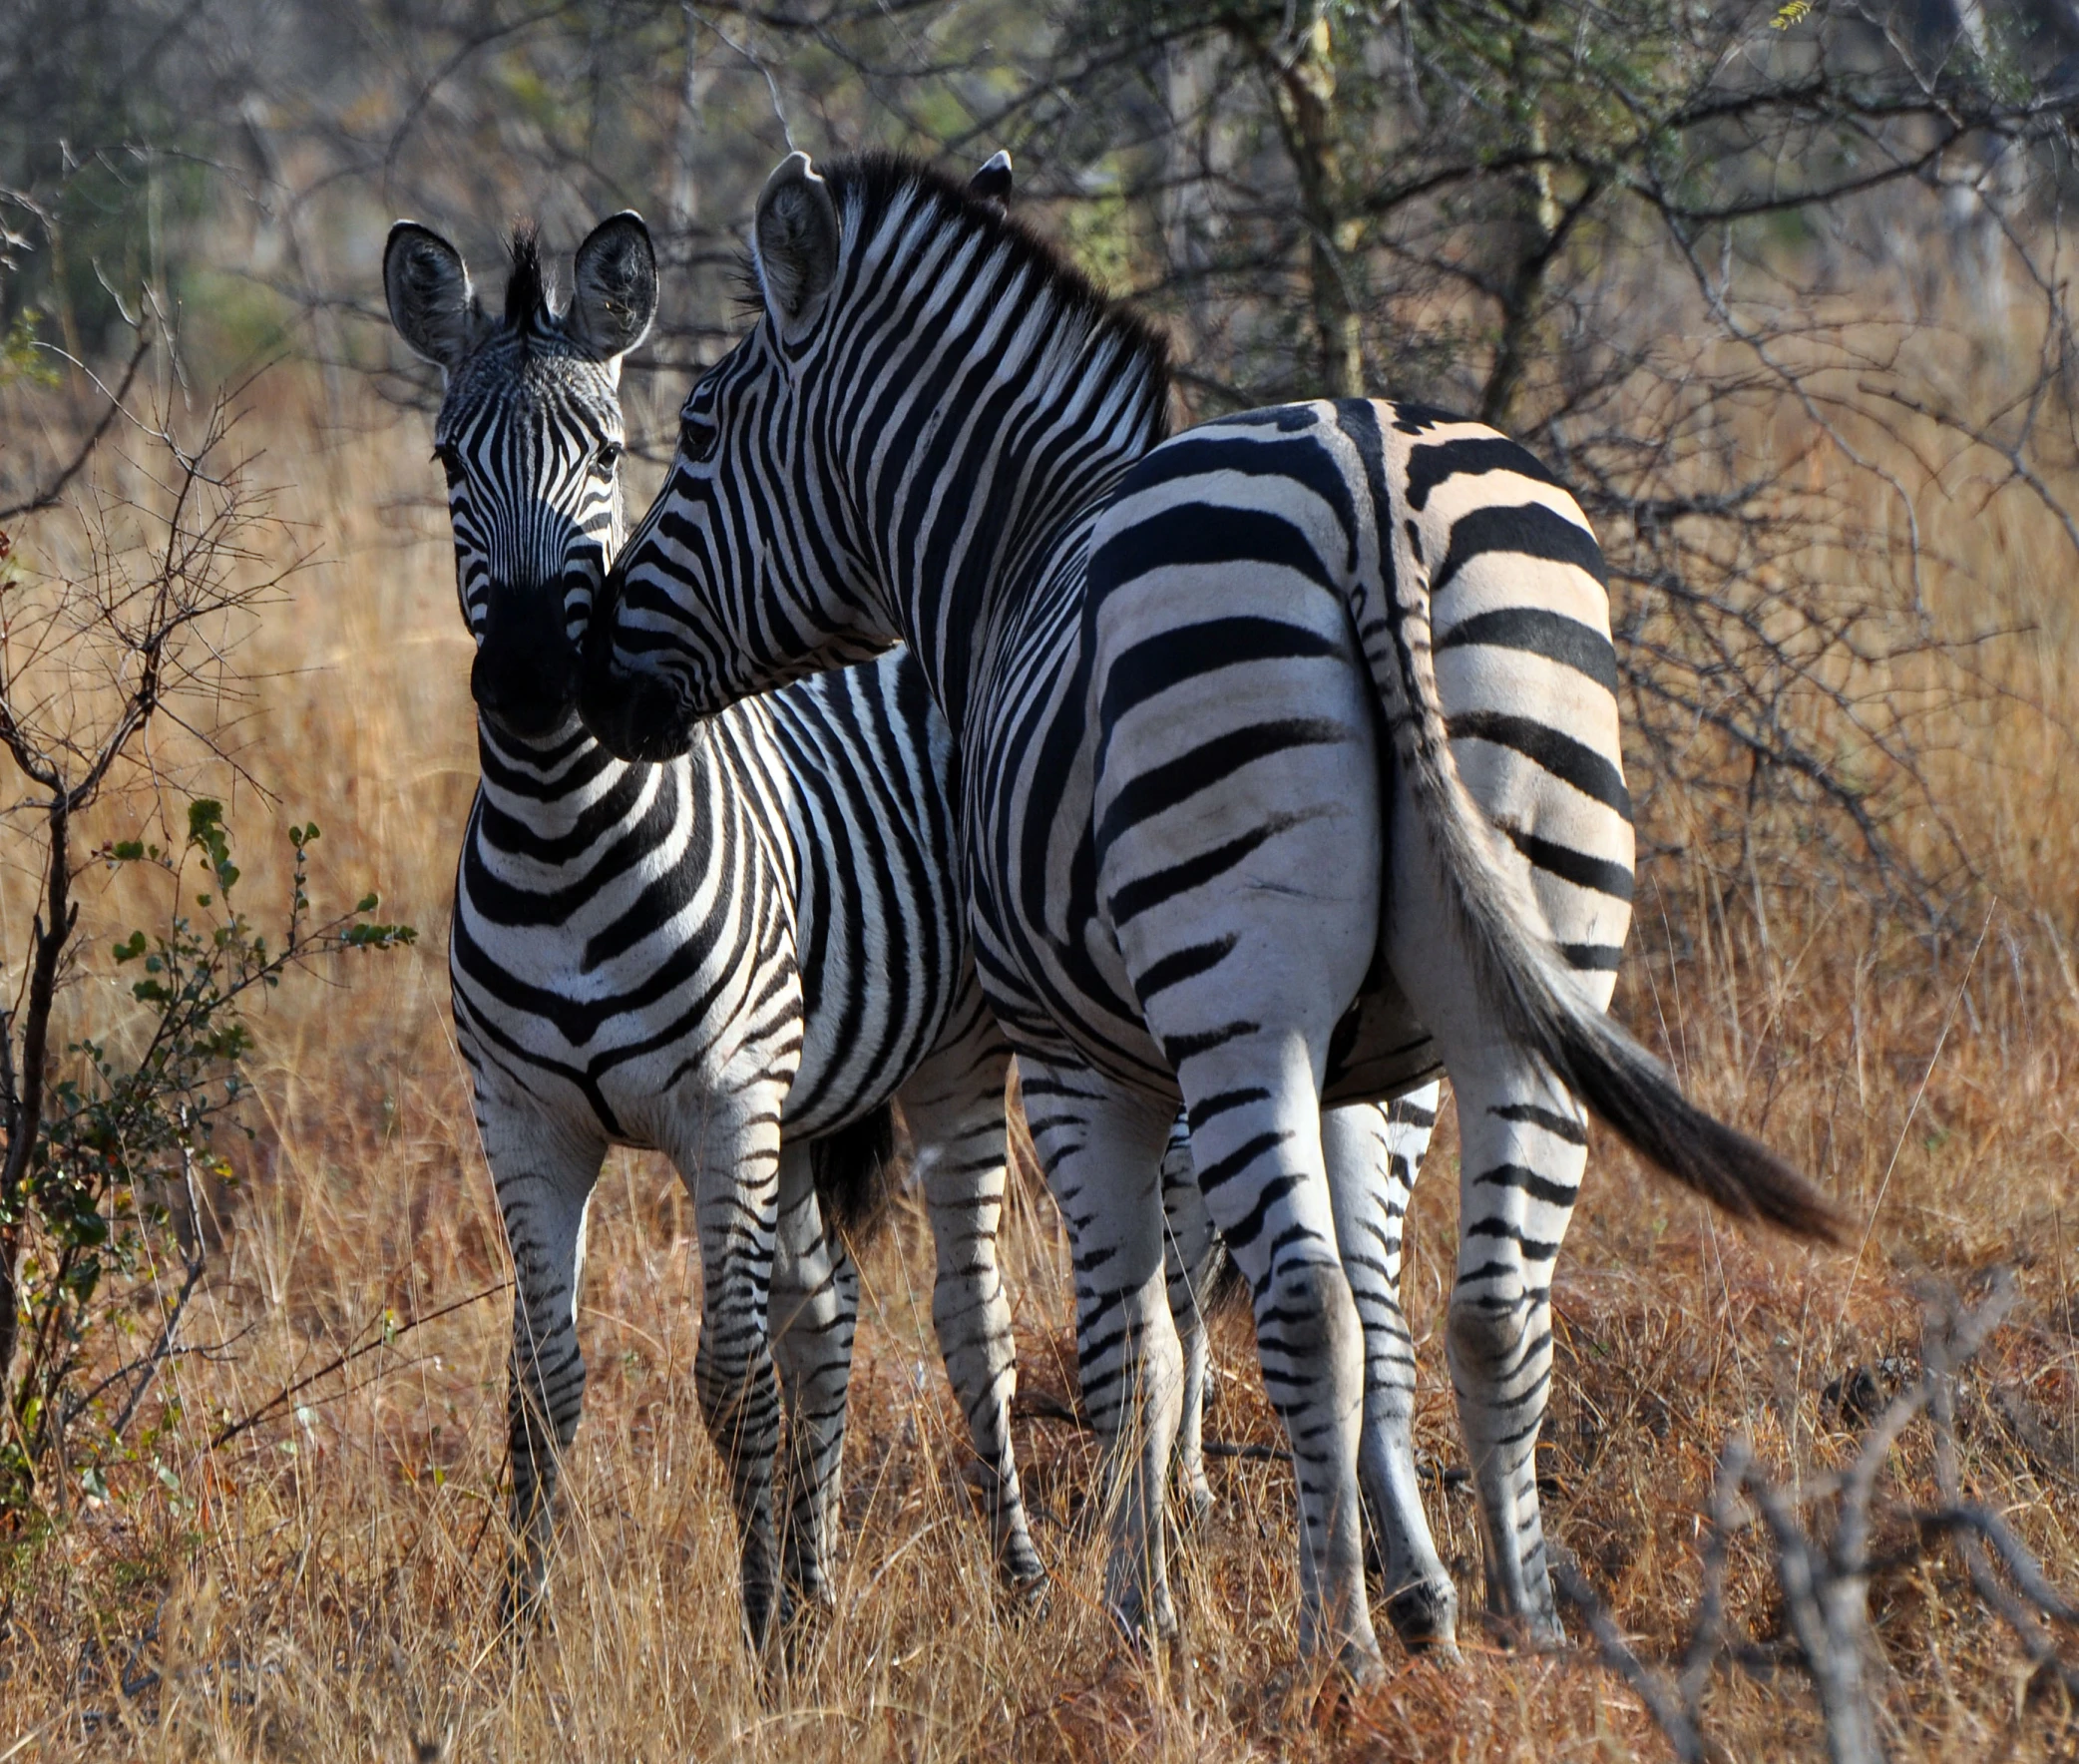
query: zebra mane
504 221 552 331
822 152 1172 413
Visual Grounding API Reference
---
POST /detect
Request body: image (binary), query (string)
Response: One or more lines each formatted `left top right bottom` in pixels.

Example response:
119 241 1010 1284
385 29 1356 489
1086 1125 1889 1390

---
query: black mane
505 221 549 329
821 152 1173 413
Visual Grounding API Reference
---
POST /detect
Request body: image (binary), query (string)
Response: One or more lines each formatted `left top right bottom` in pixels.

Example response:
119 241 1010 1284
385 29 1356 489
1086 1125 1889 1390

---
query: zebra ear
570 211 657 364
384 221 482 370
754 152 839 340
968 150 1013 207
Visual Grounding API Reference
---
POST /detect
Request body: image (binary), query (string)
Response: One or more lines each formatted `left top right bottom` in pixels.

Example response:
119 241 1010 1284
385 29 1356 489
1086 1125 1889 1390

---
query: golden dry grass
0 362 2074 1762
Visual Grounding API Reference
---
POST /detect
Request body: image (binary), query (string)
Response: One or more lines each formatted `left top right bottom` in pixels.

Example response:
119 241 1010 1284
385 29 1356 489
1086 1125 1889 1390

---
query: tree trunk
0 800 73 1437
1247 12 1365 398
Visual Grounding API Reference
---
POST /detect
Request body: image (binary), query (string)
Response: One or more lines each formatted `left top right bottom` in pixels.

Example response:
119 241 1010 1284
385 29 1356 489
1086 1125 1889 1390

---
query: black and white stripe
383 212 1045 1648
1163 1085 1448 1634
585 153 1839 1677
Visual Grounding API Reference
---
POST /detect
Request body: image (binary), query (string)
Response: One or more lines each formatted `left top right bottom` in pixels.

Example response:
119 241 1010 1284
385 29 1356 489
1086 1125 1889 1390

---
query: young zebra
581 153 1843 1677
383 209 1045 1645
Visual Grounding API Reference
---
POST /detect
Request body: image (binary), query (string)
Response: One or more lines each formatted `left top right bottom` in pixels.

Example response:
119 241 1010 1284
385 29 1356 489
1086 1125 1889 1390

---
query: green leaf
343 922 417 949
112 840 145 862
113 931 146 963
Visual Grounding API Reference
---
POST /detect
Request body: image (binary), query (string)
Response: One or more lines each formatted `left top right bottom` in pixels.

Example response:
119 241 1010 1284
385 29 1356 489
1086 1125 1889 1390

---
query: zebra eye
679 414 718 464
432 445 464 486
595 441 624 474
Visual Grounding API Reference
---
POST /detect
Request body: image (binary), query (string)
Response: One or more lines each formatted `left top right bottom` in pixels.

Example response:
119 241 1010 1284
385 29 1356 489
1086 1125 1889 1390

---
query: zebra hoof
1481 1606 1565 1652
1335 1636 1389 1689
1106 1584 1179 1652
999 1551 1049 1603
1177 1478 1217 1530
1384 1576 1460 1658
1000 1566 1051 1621
498 1559 550 1638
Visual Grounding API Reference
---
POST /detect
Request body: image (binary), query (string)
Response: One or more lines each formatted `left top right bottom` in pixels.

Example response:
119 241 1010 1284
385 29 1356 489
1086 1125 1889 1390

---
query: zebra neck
831 208 1168 735
475 714 643 840
857 408 1150 738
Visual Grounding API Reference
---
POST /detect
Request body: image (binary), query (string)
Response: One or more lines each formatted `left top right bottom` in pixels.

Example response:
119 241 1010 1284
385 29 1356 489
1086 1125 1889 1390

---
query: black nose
577 654 697 762
576 564 702 761
473 585 578 737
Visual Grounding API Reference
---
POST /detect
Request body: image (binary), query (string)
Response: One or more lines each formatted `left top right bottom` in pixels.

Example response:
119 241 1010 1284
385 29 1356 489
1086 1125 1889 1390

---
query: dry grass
0 364 2075 1762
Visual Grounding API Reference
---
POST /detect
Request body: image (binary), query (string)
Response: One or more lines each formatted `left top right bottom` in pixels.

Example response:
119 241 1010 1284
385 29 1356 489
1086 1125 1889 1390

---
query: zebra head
581 152 1032 762
386 213 658 741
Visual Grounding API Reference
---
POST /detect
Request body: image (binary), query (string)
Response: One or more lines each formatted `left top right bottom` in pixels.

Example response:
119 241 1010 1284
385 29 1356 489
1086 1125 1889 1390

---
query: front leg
478 1099 608 1628
675 1091 788 1652
898 992 1044 1591
1020 1061 1181 1643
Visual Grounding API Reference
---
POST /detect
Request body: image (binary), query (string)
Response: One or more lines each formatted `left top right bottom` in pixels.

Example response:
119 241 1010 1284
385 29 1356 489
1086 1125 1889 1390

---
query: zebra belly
1322 972 1444 1107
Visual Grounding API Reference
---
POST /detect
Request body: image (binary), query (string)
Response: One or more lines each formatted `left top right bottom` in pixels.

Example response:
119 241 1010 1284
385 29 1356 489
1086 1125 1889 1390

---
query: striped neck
808 165 1172 732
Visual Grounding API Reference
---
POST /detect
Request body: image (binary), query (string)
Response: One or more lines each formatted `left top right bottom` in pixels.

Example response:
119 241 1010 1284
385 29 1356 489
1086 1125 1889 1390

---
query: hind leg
1439 1053 1585 1645
1324 1090 1457 1652
1389 813 1601 1645
770 1140 856 1615
1168 1034 1382 1679
1021 1061 1182 1641
898 991 1044 1590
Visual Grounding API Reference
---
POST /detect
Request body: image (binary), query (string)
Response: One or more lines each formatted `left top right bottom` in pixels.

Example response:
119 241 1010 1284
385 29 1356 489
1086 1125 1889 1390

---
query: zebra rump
1378 558 1846 1242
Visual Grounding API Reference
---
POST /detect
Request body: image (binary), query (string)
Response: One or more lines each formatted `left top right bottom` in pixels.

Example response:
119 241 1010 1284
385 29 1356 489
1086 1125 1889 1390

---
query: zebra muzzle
473 587 580 737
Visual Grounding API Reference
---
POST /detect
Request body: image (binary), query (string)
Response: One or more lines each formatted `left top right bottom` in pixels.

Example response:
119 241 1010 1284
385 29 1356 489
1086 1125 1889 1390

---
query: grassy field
0 365 2075 1761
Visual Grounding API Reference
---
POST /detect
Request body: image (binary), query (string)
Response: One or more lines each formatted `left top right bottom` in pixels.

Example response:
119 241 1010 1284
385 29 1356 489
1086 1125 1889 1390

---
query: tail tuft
1563 1013 1848 1244
810 1103 904 1244
1202 1242 1253 1318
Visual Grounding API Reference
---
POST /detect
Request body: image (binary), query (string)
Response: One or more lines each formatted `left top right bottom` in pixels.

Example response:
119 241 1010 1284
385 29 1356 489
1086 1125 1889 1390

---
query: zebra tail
1198 1240 1254 1321
1372 567 1847 1246
810 1103 904 1246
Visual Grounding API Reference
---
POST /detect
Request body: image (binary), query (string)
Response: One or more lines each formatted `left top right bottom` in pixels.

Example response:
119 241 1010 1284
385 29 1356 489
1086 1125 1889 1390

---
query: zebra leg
898 1001 1045 1590
675 1100 788 1652
769 1139 856 1618
1020 1062 1182 1643
1385 772 1609 1648
481 1103 608 1628
1435 1053 1584 1646
1172 1041 1382 1681
1324 1089 1457 1653
1159 1113 1219 1523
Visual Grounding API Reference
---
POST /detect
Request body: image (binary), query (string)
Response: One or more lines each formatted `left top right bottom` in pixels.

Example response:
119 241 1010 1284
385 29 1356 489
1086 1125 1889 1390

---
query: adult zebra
383 206 1047 1646
581 152 1844 1677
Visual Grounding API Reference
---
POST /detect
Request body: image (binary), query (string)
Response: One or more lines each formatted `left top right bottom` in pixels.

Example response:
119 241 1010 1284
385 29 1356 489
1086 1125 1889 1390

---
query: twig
0 330 153 524
209 1280 511 1450
1551 1552 1707 1763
